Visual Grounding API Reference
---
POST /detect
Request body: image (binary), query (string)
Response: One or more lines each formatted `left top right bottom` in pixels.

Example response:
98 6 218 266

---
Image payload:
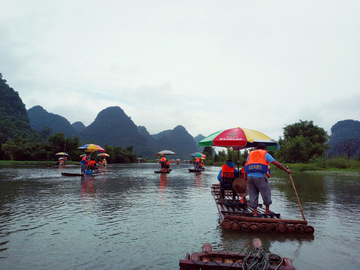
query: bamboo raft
61 170 103 176
211 184 314 234
61 172 85 176
179 238 295 270
188 168 205 172
154 169 172 173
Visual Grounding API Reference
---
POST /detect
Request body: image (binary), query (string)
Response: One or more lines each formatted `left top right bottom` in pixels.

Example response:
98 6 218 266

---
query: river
0 163 359 270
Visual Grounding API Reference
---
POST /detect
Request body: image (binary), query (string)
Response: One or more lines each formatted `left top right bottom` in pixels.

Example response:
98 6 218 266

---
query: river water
0 163 359 270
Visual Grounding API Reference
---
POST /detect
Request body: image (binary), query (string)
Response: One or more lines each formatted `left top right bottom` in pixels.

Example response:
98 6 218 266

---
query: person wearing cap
245 143 291 217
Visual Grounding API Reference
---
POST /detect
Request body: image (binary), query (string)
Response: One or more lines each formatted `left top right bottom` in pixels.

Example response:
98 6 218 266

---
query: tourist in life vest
245 143 291 217
80 155 89 174
217 159 239 183
88 159 96 171
217 159 239 200
195 157 200 170
160 156 166 171
165 160 170 169
199 160 204 171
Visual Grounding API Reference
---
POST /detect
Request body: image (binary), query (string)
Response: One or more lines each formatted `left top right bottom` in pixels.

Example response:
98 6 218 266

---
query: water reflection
159 174 169 194
194 172 206 188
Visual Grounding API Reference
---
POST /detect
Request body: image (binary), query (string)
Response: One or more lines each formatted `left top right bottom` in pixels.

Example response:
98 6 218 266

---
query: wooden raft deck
179 238 296 270
211 184 314 234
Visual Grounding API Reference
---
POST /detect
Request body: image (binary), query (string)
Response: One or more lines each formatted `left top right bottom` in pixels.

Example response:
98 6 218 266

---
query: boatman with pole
245 143 291 217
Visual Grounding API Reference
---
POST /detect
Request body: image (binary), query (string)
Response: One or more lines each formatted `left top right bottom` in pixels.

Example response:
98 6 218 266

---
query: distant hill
28 105 79 138
152 129 172 140
80 106 155 158
328 119 360 158
72 121 86 133
194 134 206 152
152 125 199 159
0 74 41 143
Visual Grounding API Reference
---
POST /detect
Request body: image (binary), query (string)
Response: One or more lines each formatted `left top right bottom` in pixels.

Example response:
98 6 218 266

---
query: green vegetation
275 120 329 163
0 132 138 164
0 74 41 144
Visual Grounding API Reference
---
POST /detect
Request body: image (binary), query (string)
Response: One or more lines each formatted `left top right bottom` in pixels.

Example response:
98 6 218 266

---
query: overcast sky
1 0 359 140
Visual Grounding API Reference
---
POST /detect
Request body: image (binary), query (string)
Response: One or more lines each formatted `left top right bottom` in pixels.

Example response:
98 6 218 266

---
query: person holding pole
245 143 291 217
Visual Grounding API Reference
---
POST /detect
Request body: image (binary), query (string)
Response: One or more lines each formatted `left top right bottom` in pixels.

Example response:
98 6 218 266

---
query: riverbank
0 160 79 166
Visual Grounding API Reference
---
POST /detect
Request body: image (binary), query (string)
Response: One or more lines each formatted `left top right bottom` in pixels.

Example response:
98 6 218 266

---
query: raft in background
61 169 105 176
154 169 172 173
188 168 205 172
61 172 84 176
179 238 295 270
211 184 315 234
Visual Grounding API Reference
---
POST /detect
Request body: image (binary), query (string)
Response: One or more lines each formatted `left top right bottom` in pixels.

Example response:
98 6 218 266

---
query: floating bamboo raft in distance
211 184 314 234
154 169 172 174
61 171 102 176
61 172 84 176
188 168 205 172
179 238 296 270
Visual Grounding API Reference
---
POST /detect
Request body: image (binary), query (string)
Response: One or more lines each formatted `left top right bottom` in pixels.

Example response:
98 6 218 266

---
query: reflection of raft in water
211 184 315 234
154 169 172 174
179 238 296 270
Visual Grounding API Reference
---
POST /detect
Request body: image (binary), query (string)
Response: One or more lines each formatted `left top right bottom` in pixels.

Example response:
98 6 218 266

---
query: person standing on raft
160 156 166 172
80 155 89 174
245 143 291 217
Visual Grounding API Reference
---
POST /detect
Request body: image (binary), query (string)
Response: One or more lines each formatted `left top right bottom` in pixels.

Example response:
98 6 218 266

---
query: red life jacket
245 150 269 174
220 164 235 178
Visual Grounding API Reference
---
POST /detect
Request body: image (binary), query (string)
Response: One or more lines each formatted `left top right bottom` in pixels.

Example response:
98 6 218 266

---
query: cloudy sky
1 0 359 140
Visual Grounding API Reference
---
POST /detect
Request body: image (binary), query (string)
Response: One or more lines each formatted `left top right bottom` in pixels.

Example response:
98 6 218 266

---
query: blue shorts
247 176 272 208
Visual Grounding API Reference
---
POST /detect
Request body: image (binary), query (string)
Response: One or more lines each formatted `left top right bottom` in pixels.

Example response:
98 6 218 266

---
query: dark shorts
247 176 272 208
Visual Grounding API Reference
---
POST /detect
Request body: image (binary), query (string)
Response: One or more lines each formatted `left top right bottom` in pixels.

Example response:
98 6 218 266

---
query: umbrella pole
237 150 240 173
287 166 306 221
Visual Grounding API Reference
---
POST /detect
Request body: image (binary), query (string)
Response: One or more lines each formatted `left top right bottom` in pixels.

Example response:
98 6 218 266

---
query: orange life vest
245 150 269 174
81 156 89 164
161 157 166 161
220 164 235 178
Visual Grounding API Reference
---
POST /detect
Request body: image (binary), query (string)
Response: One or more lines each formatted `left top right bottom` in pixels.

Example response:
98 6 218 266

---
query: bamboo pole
287 166 306 221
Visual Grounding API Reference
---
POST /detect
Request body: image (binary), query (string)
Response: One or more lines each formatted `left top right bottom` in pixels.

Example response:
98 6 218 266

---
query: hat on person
232 177 249 196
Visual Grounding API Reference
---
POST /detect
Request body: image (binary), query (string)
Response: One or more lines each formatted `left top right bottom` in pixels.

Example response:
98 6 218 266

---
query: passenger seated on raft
88 159 98 172
217 159 239 199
